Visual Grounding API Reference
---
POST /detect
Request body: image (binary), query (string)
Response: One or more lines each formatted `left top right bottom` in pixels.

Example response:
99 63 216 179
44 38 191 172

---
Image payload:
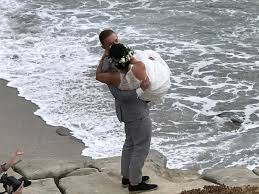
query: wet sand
0 79 85 163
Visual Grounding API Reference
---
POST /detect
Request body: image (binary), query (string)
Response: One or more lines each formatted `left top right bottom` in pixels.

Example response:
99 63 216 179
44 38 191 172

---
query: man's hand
140 76 150 91
13 181 23 194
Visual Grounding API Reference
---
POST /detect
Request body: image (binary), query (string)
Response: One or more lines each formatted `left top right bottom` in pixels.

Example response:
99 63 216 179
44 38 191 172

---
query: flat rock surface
89 155 214 194
13 158 90 179
23 178 61 194
59 170 213 194
59 172 124 194
66 168 99 177
202 167 259 186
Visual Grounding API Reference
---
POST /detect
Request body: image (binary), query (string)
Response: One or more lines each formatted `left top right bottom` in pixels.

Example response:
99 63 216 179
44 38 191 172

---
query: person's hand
140 76 150 91
13 181 23 194
1 149 24 173
9 149 24 167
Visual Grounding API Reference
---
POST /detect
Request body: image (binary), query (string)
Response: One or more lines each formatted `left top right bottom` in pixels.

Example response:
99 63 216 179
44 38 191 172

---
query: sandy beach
0 79 85 163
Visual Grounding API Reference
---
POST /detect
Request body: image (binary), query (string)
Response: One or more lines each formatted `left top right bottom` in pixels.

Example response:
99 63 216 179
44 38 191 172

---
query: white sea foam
0 0 259 171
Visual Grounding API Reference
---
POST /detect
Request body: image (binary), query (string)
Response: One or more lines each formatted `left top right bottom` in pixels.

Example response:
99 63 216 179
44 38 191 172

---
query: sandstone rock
12 54 19 60
59 173 124 194
13 158 92 180
140 159 200 183
147 149 167 168
56 127 70 136
92 150 167 180
160 168 201 182
202 167 259 187
93 156 121 183
146 150 200 183
89 154 213 194
66 168 99 177
93 156 169 185
141 162 215 194
7 150 218 194
23 178 61 194
253 167 259 176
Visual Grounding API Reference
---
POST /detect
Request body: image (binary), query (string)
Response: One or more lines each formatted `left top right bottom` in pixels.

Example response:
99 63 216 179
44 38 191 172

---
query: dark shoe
122 176 150 188
128 182 158 193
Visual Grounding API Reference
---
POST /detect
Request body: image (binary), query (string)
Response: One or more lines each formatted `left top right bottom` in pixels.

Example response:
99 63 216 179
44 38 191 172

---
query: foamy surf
0 0 258 170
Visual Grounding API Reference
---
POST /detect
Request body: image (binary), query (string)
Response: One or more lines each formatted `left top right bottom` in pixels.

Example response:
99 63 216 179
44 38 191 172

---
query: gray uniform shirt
102 57 149 123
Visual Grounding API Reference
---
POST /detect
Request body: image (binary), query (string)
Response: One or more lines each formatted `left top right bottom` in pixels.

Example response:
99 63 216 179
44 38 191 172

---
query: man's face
101 33 119 50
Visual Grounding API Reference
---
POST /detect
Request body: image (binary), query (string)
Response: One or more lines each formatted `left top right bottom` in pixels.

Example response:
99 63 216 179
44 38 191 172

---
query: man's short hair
99 29 115 45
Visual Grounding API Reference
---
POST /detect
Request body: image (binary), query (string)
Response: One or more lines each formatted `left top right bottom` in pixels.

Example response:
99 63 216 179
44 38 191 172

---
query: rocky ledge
1 150 259 194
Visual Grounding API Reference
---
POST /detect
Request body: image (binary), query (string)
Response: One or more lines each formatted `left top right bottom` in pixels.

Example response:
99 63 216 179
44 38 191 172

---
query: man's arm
96 53 106 73
98 53 113 72
96 64 120 86
96 55 120 85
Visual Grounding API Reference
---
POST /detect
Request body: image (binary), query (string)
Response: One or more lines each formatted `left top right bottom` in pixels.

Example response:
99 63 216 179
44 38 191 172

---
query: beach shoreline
0 78 86 163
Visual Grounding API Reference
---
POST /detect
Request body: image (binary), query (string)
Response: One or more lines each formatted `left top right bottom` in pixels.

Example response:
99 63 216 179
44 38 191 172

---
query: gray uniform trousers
121 116 152 185
102 57 151 185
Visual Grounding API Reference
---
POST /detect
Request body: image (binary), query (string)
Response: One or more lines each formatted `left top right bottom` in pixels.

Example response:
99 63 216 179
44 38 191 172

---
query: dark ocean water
0 0 259 171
